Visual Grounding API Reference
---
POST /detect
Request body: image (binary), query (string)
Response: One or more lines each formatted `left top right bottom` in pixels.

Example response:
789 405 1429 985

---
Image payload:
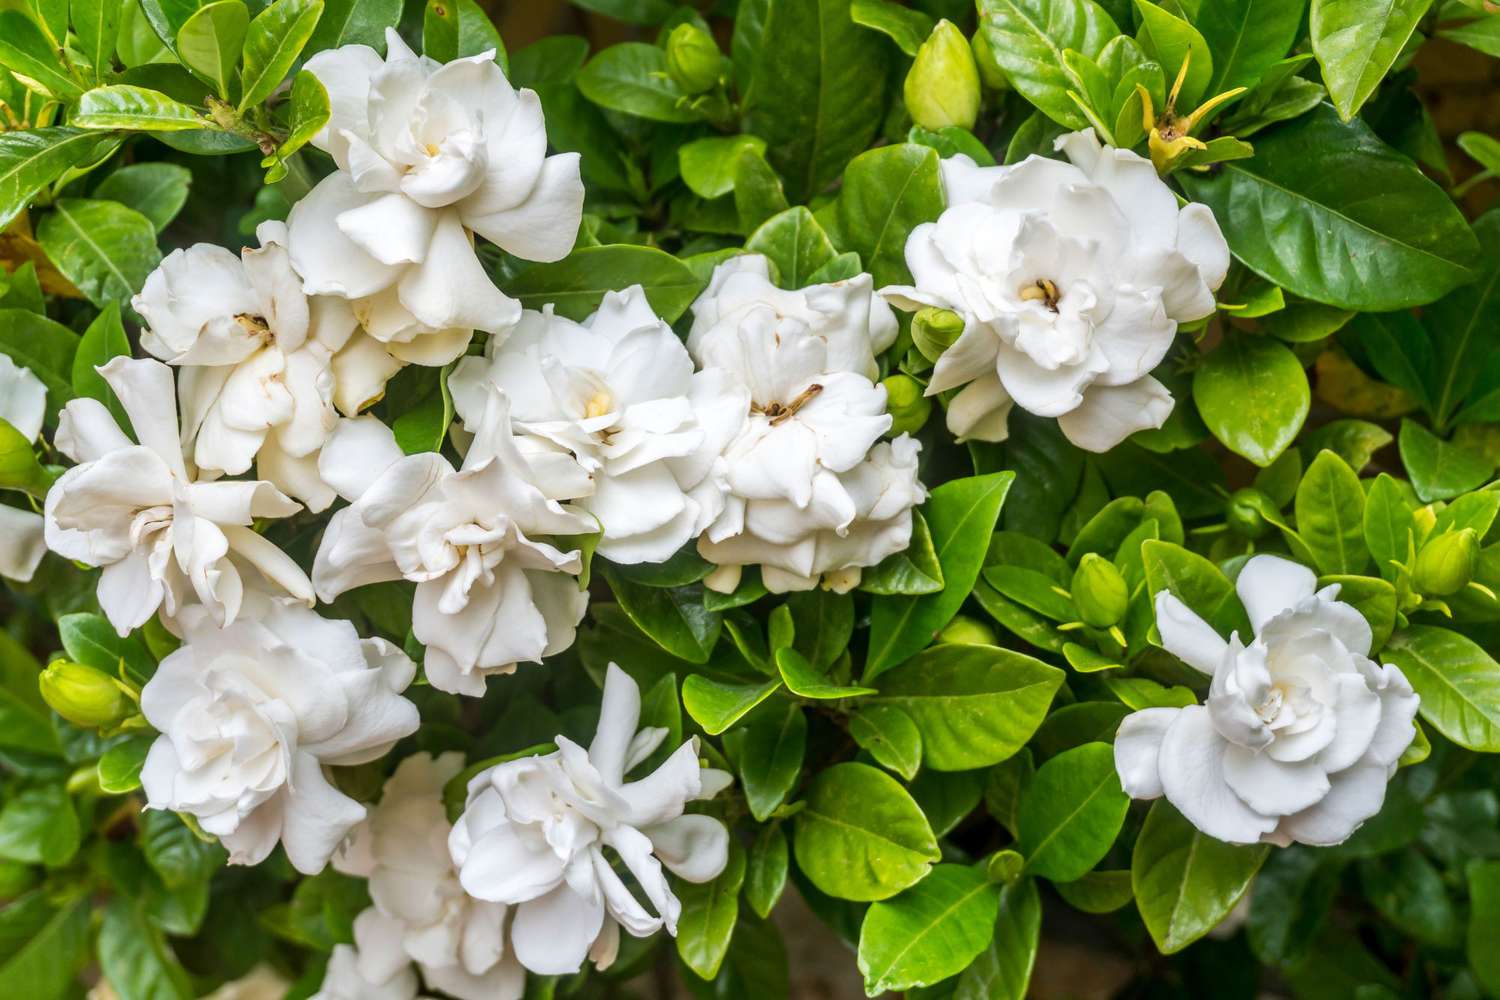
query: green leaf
857 864 1001 995
421 0 505 67
176 0 249 99
744 0 888 203
870 643 1064 771
849 705 923 781
832 143 945 289
861 510 943 596
1300 418 1394 474
0 419 53 497
97 899 193 1000
1193 332 1309 467
73 84 207 130
725 700 806 821
1142 539 1252 638
977 0 1119 129
676 841 746 980
569 0 675 25
58 611 156 686
793 762 939 901
1438 13 1500 57
305 0 400 53
681 675 782 736
1468 859 1500 997
1194 0 1307 93
1398 419 1494 503
0 310 77 406
0 11 83 101
954 877 1041 1000
850 0 934 56
94 163 191 232
1320 574 1396 650
239 0 323 111
745 824 789 919
1384 625 1500 751
0 788 80 867
1134 0 1212 108
744 206 838 289
72 303 131 429
776 646 875 699
390 363 453 456
507 245 703 323
603 570 720 663
1054 869 1135 913
1427 211 1500 430
786 589 853 672
97 736 152 793
1310 0 1432 121
0 895 88 1000
74 0 124 82
577 42 698 123
983 565 1075 621
263 69 329 181
680 135 769 200
1296 449 1369 575
866 471 1014 680
1246 847 1341 966
1178 106 1479 311
141 810 225 887
0 128 119 231
1132 800 1269 954
1364 473 1413 582
1018 742 1129 883
36 198 161 308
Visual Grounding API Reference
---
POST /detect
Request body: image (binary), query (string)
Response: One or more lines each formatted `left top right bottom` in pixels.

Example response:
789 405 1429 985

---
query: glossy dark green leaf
793 761 939 901
676 841 746 980
1384 625 1500 751
0 894 88 1000
421 0 505 67
745 824 789 919
858 864 1000 995
97 736 152 793
1310 0 1432 120
0 128 119 231
0 788 79 866
305 0 400 52
0 11 83 100
97 899 193 1000
1468 859 1500 996
1018 742 1129 883
1427 210 1500 430
72 303 131 429
604 571 720 663
94 163 191 232
870 643 1064 771
725 700 806 820
1398 419 1494 503
1054 869 1135 913
1195 0 1306 93
58 612 157 686
954 877 1041 1000
36 198 161 308
507 245 704 323
1179 107 1479 311
833 143 944 289
1193 332 1309 467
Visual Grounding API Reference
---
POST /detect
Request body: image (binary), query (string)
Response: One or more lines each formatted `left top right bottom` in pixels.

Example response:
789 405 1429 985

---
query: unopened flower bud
39 661 131 729
1225 488 1277 540
882 374 932 436
970 30 1008 91
939 614 997 646
1414 528 1479 597
912 306 965 363
904 20 981 131
666 23 723 96
1072 553 1129 627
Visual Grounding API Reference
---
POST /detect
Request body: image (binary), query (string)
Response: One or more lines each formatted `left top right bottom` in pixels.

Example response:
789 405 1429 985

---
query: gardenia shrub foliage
4 0 1500 996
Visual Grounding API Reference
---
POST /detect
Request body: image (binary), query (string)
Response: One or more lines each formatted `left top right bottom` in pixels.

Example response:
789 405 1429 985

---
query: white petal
1272 762 1390 846
646 814 728 883
0 506 46 581
98 357 186 476
287 174 402 299
511 885 605 976
396 209 521 334
97 549 166 635
318 415 405 501
1236 555 1317 635
462 153 584 263
1115 707 1177 799
588 663 641 786
336 192 438 266
1157 705 1278 844
1154 591 1228 675
1056 376 1174 453
280 753 368 874
0 355 46 442
1221 744 1331 817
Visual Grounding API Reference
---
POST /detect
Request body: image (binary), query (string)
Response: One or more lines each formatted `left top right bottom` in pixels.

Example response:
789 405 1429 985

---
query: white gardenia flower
449 664 733 976
43 357 314 636
288 29 584 366
1115 555 1420 846
313 910 425 1000
687 259 926 594
449 286 746 565
0 354 48 582
335 753 524 1000
881 130 1230 451
312 386 593 696
140 599 419 873
133 220 390 512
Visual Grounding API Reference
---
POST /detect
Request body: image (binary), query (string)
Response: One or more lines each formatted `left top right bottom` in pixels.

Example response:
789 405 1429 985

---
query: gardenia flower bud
1115 555 1419 846
44 357 314 637
0 355 47 582
665 23 722 95
1072 553 1128 627
38 661 132 728
881 131 1230 451
911 306 965 363
939 614 998 646
449 664 733 977
882 374 931 435
1225 488 1276 540
1413 528 1479 596
904 20 981 131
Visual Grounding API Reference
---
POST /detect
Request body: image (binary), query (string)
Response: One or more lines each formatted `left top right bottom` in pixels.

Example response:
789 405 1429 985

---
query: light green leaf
239 0 324 111
776 646 875 700
832 143 945 289
793 762 939 901
1364 473 1413 582
744 0 889 202
176 0 250 99
0 128 119 231
73 0 124 82
1134 0 1212 108
0 310 79 405
0 419 53 497
1180 107 1478 311
676 841 746 980
858 864 1001 995
305 0 400 53
263 69 329 181
977 0 1119 129
1438 14 1500 57
1193 332 1309 467
72 302 131 430
954 877 1041 1000
1310 0 1433 120
850 0 934 56
1055 868 1135 913
744 206 837 289
1018 742 1129 883
577 42 699 123
870 643 1064 771
1132 800 1269 954
507 245 704 323
421 0 505 68
849 705 923 780
1142 539 1252 638
58 611 156 686
680 134 768 200
1296 449 1369 575
1398 419 1494 503
681 675 782 736
861 510 944 595
37 198 161 308
0 11 83 101
1384 625 1500 751
93 163 191 231
745 824 789 919
97 736 152 793
866 471 1014 680
724 700 806 820
74 84 207 130
0 895 89 1000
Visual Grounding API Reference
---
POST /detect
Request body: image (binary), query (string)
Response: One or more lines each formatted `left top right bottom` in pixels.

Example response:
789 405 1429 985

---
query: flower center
583 390 614 419
1018 278 1061 313
1256 685 1285 722
755 383 823 425
235 313 273 343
